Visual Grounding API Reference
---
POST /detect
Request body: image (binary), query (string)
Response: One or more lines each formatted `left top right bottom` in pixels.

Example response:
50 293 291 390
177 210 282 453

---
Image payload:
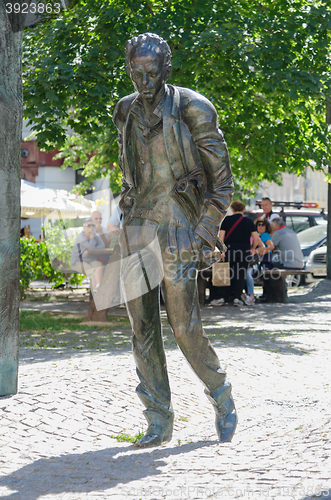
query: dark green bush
20 237 83 299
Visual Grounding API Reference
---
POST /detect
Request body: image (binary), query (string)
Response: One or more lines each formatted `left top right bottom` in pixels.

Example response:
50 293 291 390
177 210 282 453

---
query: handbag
247 253 263 267
212 261 230 287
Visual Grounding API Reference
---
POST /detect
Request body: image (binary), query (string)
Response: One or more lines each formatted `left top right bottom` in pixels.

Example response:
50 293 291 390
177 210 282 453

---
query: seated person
247 217 275 303
271 217 304 269
70 219 105 293
255 217 275 268
91 211 110 248
106 205 123 241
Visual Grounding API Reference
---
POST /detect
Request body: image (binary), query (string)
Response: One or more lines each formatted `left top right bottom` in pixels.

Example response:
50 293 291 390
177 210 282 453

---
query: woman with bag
218 201 261 306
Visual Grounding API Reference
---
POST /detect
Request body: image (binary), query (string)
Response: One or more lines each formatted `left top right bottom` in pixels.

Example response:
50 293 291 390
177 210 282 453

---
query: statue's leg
121 242 173 448
162 226 237 442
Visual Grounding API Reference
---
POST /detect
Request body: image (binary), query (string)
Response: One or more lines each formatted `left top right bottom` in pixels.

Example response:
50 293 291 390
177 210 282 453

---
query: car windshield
297 225 327 246
315 216 328 225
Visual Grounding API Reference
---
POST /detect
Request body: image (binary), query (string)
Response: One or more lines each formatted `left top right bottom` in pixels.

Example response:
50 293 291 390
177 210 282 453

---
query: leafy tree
23 0 331 195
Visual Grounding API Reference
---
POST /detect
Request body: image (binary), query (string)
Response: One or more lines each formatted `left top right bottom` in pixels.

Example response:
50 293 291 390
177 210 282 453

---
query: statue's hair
125 33 172 69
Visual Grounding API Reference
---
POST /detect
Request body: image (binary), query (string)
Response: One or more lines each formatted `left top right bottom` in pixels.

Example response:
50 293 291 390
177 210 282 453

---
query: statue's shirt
129 92 188 227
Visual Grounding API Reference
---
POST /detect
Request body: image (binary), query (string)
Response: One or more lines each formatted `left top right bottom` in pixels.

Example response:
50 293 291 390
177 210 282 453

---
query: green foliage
55 135 122 195
20 237 83 298
44 223 76 265
22 0 331 194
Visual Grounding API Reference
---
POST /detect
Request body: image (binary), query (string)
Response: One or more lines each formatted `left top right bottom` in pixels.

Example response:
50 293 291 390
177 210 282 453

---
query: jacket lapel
163 85 189 179
122 85 188 185
122 93 139 187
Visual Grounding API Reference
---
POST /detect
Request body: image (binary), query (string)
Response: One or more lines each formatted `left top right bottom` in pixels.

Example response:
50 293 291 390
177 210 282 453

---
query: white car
305 245 327 277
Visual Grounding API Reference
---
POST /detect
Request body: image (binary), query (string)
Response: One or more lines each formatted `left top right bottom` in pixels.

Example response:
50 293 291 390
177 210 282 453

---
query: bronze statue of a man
113 32 237 447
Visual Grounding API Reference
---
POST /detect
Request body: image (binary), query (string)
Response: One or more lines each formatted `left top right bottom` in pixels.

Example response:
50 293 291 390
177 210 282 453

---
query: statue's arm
113 98 136 219
182 93 234 248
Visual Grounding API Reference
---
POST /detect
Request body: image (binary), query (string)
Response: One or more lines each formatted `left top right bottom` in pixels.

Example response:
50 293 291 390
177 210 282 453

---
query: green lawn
20 310 130 333
19 310 132 350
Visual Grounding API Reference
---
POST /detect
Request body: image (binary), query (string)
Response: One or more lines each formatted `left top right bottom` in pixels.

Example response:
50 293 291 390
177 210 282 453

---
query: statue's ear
126 64 131 77
164 64 172 82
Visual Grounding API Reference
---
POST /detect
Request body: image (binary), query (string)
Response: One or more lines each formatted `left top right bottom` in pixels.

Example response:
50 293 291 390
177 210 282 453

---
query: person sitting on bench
271 217 304 269
71 219 105 293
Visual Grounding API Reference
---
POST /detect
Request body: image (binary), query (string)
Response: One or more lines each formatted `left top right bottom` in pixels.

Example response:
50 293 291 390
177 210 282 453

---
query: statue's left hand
193 233 204 251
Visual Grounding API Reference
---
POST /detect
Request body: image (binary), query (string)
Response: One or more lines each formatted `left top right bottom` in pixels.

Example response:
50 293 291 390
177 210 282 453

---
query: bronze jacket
113 84 234 250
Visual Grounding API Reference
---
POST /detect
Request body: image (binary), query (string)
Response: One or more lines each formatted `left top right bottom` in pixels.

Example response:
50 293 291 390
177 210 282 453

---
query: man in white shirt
91 211 110 248
106 205 123 236
261 197 279 222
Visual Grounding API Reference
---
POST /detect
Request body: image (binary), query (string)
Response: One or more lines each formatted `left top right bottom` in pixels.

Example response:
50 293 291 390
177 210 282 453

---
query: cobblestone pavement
1 281 331 500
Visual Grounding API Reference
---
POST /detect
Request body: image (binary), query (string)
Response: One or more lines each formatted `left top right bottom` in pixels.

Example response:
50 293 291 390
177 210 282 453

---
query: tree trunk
0 4 25 395
83 300 108 323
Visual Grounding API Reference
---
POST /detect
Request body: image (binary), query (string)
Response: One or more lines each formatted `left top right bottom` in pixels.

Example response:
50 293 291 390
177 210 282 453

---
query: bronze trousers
120 220 227 423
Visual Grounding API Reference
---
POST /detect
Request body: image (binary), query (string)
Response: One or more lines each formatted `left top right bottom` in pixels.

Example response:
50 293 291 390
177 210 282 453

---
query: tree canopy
23 0 331 195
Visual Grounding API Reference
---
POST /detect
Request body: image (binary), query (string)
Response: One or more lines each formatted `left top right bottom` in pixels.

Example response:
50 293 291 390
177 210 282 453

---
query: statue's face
129 45 167 103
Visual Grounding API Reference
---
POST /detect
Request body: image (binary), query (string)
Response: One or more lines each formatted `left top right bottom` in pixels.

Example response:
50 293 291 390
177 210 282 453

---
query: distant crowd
209 197 304 307
69 197 304 306
70 208 122 294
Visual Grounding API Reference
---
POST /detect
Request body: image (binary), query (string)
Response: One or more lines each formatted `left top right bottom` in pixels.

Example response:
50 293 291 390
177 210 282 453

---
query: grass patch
20 310 83 333
20 310 130 333
19 310 132 350
111 432 144 443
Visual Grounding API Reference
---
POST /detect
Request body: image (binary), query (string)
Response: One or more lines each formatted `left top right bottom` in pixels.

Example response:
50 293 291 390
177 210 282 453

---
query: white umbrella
21 179 96 219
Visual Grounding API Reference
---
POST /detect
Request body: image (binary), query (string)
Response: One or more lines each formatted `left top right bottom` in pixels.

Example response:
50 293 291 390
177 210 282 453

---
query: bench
197 267 310 305
57 266 110 322
58 268 84 290
261 268 309 303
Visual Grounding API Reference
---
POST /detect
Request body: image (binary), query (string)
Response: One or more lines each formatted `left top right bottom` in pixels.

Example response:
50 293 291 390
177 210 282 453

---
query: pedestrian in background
219 200 261 306
261 197 279 222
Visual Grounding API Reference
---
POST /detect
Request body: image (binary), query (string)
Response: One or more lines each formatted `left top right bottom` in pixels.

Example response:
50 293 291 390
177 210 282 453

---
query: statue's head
125 33 172 103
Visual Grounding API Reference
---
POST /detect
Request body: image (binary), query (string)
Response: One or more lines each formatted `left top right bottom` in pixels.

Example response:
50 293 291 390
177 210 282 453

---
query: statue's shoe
205 382 238 443
135 423 172 448
215 404 237 442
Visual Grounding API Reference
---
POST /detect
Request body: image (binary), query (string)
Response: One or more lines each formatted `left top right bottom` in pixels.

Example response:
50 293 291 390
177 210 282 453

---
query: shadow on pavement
204 328 313 356
18 280 331 365
0 440 216 499
18 323 314 366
